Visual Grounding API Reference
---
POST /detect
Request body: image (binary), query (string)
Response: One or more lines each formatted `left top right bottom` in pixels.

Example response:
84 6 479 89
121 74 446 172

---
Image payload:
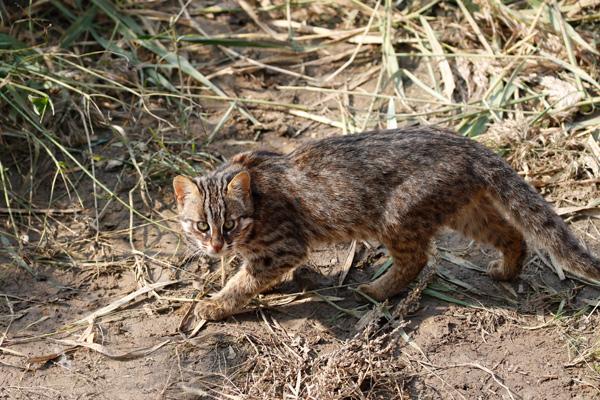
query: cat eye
223 220 235 230
196 221 210 232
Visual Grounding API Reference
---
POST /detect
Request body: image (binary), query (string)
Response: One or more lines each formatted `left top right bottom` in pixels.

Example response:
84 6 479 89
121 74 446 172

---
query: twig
0 207 83 214
421 360 520 400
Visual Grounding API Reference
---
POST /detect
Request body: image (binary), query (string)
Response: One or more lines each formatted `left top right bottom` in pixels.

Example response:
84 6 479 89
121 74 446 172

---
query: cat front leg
194 256 298 321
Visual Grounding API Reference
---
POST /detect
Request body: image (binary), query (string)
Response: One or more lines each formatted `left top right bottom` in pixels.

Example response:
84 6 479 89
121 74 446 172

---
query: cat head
173 170 254 258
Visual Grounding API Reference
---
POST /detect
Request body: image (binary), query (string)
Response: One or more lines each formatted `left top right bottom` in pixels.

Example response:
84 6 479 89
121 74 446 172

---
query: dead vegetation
1 0 600 399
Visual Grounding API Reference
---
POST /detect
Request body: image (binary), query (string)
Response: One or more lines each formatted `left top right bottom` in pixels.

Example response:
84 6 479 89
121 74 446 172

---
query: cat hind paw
357 283 388 302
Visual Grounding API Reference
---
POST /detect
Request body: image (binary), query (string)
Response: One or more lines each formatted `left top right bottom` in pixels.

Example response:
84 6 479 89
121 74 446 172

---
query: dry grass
1 0 600 398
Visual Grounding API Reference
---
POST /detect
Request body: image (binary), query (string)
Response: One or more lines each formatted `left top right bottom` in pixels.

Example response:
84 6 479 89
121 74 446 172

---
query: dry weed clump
183 312 413 399
198 324 408 399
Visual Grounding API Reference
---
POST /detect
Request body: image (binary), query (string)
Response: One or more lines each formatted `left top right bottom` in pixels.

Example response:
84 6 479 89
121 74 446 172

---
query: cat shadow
222 240 600 341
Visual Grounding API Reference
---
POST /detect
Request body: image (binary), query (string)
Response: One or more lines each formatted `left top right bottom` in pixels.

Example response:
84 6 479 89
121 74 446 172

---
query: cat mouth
205 248 221 257
205 245 230 258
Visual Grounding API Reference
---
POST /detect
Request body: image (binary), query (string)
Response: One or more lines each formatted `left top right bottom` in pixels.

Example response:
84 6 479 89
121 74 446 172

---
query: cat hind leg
448 192 527 281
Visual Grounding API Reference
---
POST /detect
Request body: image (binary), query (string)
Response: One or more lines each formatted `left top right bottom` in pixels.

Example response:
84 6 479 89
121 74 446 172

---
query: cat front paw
194 299 228 321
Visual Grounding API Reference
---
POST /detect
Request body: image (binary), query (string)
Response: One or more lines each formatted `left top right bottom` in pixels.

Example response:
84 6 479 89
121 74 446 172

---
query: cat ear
173 175 200 210
227 171 251 198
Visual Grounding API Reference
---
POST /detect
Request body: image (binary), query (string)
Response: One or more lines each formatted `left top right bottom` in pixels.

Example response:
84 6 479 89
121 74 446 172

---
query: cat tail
485 164 600 284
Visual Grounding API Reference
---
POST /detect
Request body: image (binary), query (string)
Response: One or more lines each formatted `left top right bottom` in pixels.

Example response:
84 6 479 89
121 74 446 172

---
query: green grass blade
140 34 293 50
0 33 27 49
423 287 474 307
60 5 98 48
91 0 260 126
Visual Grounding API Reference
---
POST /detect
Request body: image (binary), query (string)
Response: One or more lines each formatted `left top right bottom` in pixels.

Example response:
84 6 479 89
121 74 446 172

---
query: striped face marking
174 172 253 258
195 175 228 256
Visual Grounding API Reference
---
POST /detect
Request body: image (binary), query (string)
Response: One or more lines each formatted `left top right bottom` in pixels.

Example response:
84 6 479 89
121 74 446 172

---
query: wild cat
173 126 600 321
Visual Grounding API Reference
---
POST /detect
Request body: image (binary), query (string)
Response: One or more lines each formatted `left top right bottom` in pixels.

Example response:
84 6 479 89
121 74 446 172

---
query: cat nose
211 241 223 253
